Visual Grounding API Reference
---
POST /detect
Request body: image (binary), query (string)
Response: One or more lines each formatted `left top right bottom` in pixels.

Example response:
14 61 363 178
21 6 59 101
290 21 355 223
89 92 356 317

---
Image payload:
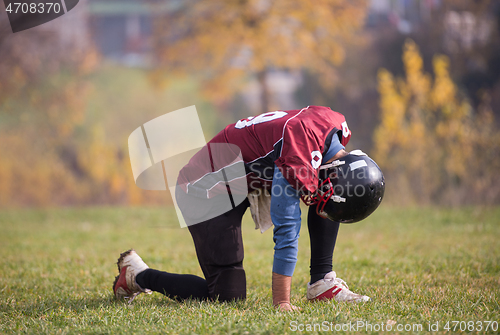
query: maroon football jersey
178 105 351 198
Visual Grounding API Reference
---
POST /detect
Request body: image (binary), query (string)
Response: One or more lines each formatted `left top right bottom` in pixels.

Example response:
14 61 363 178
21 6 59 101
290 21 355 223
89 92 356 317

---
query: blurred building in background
368 0 441 33
39 0 91 52
87 0 182 66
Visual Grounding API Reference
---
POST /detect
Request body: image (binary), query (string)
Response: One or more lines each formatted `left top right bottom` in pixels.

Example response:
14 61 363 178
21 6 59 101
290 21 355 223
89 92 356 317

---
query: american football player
113 105 384 311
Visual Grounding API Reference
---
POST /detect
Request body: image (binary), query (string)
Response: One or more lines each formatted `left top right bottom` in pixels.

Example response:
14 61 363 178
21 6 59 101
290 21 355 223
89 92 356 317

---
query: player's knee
213 268 246 302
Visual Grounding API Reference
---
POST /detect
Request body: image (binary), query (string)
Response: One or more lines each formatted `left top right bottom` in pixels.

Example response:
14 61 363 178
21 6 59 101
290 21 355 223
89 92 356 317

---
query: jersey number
341 121 350 138
235 111 288 129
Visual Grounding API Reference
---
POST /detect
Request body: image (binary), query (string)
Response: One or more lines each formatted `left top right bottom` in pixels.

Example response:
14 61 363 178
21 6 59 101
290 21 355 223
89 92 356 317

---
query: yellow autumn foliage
152 0 368 111
0 46 168 207
373 40 500 205
0 119 167 208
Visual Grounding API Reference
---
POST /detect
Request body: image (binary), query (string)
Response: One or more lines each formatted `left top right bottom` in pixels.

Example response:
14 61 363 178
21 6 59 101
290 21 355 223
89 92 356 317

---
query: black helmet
314 150 385 223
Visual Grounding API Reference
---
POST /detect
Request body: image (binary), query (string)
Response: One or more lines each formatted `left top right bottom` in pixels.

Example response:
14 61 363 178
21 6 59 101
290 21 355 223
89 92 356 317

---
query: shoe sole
112 275 120 296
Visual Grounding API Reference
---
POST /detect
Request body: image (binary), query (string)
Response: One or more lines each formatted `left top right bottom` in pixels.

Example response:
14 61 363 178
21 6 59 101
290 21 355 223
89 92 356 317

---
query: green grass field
0 206 499 334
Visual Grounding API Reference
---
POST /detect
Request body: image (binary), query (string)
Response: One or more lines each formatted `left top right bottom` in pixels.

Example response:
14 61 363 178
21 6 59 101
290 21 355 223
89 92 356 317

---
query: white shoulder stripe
279 106 310 158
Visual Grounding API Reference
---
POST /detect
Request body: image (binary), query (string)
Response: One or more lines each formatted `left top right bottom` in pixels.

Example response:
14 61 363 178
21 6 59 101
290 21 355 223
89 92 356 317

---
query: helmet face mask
314 151 385 223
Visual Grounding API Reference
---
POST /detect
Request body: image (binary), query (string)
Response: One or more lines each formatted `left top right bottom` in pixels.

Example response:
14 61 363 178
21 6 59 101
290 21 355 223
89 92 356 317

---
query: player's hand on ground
272 272 301 311
275 302 301 312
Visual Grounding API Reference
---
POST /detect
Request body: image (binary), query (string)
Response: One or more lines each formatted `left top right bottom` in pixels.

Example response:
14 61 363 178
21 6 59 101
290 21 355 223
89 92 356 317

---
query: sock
136 269 210 301
308 208 340 284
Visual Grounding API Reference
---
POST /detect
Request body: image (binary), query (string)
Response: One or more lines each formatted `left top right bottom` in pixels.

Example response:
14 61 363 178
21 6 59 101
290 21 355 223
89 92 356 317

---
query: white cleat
113 249 152 302
307 271 370 303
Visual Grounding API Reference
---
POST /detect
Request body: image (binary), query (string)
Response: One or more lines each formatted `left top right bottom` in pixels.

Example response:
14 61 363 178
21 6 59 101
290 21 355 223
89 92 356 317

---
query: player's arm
322 132 347 164
270 165 302 311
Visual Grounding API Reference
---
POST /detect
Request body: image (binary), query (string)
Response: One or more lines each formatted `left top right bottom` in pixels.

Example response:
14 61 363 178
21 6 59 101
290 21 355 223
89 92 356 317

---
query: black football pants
137 197 248 302
136 197 339 301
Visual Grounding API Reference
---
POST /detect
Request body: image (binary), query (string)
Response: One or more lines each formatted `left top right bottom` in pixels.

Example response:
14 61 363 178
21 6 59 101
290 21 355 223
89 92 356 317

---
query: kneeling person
113 106 384 310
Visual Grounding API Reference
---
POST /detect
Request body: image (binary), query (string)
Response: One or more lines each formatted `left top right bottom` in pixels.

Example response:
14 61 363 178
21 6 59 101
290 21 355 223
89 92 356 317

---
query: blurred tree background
0 0 499 207
374 40 500 205
151 0 367 114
